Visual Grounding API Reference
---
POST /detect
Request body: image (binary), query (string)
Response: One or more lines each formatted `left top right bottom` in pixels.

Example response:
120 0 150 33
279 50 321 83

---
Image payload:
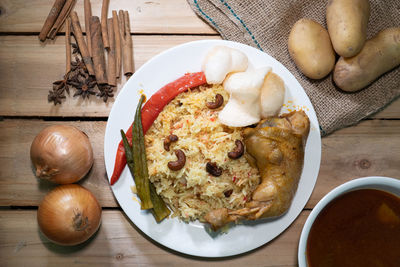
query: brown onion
30 125 93 184
38 184 102 246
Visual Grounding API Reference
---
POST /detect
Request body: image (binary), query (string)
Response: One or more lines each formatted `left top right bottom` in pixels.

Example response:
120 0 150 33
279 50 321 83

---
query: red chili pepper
110 72 207 185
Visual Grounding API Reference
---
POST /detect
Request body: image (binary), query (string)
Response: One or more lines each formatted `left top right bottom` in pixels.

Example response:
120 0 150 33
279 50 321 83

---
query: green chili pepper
120 95 170 221
132 95 153 210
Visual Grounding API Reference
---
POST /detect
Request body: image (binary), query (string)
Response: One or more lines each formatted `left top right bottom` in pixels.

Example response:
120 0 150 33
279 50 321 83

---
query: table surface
0 0 399 266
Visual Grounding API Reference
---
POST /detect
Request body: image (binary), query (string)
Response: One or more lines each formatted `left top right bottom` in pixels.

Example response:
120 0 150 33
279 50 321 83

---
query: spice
69 73 97 99
84 0 93 57
107 18 117 86
48 73 72 105
48 82 67 105
44 2 132 105
70 11 95 76
71 43 80 55
39 0 67 42
112 11 122 79
101 0 110 49
65 17 72 73
47 0 76 40
70 56 87 76
97 85 114 102
53 75 70 95
119 10 134 78
49 56 96 103
90 16 108 85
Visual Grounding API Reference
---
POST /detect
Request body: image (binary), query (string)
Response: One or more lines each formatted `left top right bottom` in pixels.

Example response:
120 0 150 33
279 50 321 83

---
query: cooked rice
145 84 260 221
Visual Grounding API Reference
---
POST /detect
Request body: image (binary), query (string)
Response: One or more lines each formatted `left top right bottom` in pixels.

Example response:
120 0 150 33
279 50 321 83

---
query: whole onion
38 184 102 246
30 125 93 184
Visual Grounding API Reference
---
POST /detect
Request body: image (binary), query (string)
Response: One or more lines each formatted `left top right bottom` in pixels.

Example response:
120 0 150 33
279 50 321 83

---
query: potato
327 0 370 58
333 27 400 92
288 18 335 79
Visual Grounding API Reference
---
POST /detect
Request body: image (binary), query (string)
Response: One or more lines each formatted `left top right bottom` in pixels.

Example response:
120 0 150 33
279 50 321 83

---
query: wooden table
0 0 399 266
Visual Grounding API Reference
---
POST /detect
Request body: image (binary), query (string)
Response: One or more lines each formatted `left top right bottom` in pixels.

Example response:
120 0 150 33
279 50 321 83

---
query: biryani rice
145 84 260 221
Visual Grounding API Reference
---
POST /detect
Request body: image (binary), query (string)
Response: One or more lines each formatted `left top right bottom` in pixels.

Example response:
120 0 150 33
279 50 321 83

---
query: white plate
104 40 321 257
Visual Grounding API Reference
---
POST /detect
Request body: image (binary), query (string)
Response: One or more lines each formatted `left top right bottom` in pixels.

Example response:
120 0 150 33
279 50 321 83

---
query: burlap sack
187 0 400 135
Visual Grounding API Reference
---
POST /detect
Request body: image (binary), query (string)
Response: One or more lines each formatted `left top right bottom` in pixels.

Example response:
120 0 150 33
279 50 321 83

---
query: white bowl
298 176 400 266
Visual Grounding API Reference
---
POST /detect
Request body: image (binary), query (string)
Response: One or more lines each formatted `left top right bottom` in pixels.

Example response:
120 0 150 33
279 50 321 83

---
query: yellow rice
145 84 260 221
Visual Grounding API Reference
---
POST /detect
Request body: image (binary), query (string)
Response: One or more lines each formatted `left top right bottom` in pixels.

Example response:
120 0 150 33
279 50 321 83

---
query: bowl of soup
298 176 400 267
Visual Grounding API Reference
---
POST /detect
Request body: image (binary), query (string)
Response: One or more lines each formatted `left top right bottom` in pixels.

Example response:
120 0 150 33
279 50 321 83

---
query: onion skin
30 125 94 184
37 184 102 246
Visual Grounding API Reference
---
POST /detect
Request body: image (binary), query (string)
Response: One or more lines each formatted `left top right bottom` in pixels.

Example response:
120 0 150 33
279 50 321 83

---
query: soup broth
307 189 400 267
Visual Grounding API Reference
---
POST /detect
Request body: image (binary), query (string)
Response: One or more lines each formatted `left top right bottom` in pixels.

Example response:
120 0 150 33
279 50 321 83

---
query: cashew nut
206 94 224 109
168 149 186 171
163 134 178 151
228 140 244 159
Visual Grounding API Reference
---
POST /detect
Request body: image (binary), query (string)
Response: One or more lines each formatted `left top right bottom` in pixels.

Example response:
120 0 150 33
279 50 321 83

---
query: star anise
52 73 71 95
71 43 80 55
97 84 114 102
71 56 87 74
69 73 97 99
48 88 66 105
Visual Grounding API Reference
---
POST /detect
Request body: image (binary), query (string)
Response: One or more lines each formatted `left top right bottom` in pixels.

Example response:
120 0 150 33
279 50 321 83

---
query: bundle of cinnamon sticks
43 0 134 104
83 0 134 86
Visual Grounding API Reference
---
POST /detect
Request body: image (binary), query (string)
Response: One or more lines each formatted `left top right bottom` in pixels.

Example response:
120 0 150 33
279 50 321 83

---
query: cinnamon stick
84 0 93 57
101 0 110 50
47 0 76 40
107 18 117 86
39 0 66 41
70 11 95 76
65 17 72 73
112 11 122 79
90 16 107 84
119 10 134 77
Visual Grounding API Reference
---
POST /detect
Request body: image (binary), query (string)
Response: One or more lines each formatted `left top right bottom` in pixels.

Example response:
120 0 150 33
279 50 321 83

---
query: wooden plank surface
1 119 399 208
0 0 216 34
0 209 308 266
0 35 220 117
308 119 400 207
1 35 399 118
1 0 398 265
0 120 116 207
